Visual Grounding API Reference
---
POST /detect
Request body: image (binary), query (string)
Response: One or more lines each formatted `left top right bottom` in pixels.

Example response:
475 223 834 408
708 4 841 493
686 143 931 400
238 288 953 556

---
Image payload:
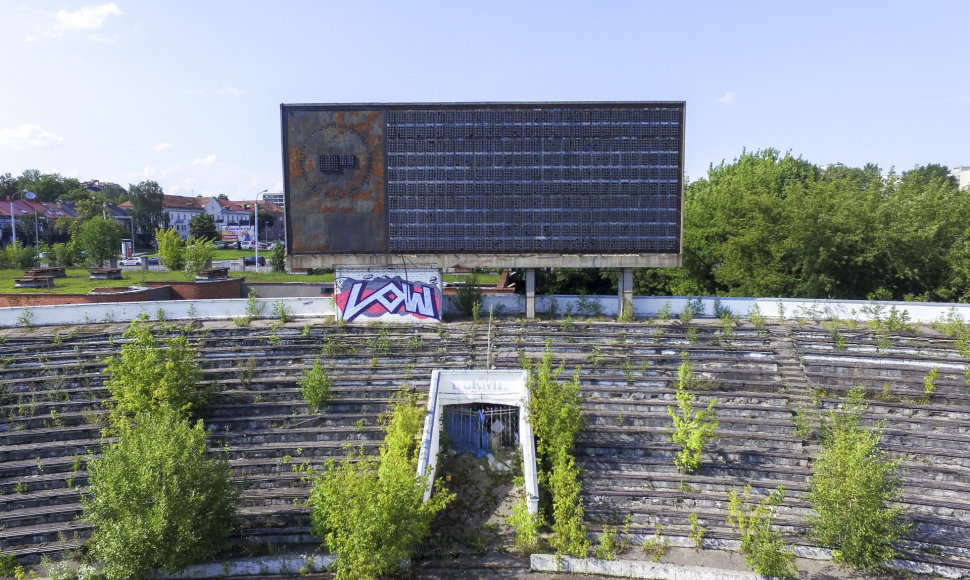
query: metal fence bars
444 403 520 456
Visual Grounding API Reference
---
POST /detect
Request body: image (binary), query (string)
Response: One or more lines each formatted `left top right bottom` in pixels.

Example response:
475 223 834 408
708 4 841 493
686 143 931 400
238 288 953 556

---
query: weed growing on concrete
506 497 544 554
273 300 293 324
299 359 332 411
688 511 706 549
727 485 797 579
921 367 939 404
667 356 718 474
641 523 668 562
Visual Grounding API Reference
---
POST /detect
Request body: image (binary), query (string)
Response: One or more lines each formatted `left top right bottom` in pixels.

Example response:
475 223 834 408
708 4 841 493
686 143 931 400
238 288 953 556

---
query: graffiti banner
334 269 441 324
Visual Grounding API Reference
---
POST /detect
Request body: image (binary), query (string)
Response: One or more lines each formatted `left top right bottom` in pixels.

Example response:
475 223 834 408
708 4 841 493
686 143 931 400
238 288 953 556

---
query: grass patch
0 268 334 293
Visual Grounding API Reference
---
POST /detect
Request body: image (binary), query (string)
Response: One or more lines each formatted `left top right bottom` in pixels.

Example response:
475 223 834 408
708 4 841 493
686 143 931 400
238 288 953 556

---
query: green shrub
183 236 215 276
299 359 332 411
506 497 543 554
155 227 185 272
82 409 239 580
454 273 483 319
102 320 204 425
727 485 797 579
307 394 453 579
271 241 286 273
666 357 718 473
808 386 907 570
527 345 588 557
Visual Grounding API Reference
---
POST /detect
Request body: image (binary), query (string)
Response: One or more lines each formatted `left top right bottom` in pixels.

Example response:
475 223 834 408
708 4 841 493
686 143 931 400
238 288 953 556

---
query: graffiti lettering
337 276 440 322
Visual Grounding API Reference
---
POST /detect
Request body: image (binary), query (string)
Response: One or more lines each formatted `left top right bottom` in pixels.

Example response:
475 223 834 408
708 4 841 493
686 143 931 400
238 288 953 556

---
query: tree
271 241 286 273
807 387 907 570
78 217 123 267
82 408 239 580
129 180 165 245
102 319 205 425
155 227 185 272
256 209 274 240
188 212 219 242
183 236 215 277
308 394 453 579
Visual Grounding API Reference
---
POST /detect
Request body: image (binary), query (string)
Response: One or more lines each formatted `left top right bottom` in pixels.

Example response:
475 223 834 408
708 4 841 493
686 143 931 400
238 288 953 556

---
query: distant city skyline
1 1 967 200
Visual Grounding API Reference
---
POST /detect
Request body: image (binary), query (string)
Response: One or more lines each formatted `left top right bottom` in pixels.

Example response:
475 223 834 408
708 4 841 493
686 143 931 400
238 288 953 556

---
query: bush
299 359 332 411
666 356 718 473
454 273 483 319
271 241 286 273
155 227 185 272
82 409 239 580
307 394 453 579
727 485 797 579
526 345 589 557
102 320 204 425
808 386 907 570
183 236 215 276
506 497 544 554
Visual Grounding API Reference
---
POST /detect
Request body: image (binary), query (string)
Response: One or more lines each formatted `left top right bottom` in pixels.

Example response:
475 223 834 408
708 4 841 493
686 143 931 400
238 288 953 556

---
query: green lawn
2 268 334 294
1 265 499 294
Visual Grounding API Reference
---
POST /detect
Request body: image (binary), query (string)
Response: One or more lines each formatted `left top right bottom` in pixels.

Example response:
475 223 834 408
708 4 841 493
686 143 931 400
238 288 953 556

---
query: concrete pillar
526 268 536 319
618 267 634 319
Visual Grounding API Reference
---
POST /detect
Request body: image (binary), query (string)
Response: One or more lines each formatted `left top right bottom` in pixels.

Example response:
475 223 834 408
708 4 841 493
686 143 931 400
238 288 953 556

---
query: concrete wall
243 282 332 298
3 291 970 328
0 296 335 327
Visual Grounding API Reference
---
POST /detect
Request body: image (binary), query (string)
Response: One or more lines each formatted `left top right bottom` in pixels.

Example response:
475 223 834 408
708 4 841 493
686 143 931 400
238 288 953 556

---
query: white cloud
89 33 120 43
53 3 122 32
193 154 218 166
154 142 174 152
716 91 736 104
220 87 243 97
0 124 65 149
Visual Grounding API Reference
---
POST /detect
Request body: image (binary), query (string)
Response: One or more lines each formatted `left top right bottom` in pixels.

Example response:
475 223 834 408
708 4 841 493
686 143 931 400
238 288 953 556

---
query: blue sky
1 1 967 200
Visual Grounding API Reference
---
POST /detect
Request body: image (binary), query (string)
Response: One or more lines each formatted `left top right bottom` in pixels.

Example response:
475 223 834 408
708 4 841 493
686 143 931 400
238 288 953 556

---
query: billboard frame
281 101 684 270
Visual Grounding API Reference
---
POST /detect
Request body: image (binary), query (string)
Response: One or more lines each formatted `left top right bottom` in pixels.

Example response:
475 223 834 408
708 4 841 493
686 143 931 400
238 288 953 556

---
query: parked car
239 241 254 250
147 256 163 265
242 256 266 266
119 257 143 267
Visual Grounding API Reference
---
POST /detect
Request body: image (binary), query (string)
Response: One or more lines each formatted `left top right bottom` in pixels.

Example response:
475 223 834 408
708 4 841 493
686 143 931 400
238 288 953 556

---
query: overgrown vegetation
82 408 239 580
183 236 216 276
666 356 718 473
454 273 483 320
102 319 204 425
525 345 589 557
808 386 907 571
299 359 332 411
726 485 797 579
306 393 453 580
506 497 544 554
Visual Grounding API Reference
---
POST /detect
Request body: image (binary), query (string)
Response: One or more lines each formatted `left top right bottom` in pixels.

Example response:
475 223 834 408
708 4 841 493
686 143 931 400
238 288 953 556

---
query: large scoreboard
281 102 684 269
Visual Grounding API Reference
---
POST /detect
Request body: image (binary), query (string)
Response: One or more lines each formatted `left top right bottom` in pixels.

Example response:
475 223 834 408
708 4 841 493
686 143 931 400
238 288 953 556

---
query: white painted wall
0 297 334 328
4 293 970 328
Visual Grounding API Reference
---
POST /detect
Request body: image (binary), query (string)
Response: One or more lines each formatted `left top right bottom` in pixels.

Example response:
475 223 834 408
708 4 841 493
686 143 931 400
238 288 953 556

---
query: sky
1 1 968 200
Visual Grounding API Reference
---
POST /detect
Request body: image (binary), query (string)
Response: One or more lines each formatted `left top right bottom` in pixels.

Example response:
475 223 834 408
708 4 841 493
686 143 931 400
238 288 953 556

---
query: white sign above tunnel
416 369 539 514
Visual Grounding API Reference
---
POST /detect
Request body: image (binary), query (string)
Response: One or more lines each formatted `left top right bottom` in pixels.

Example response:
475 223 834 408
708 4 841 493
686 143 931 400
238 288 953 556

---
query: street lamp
253 189 267 269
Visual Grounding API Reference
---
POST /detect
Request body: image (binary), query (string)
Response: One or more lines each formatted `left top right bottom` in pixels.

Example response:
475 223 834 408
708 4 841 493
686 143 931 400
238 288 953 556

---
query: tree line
641 150 969 302
515 152 968 303
1 170 168 248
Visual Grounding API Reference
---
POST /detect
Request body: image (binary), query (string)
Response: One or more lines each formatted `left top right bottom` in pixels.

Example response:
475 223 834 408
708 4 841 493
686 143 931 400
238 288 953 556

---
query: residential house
238 199 285 242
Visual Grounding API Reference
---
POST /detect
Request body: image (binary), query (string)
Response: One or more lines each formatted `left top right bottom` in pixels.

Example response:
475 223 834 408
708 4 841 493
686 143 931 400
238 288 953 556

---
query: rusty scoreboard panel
281 102 685 269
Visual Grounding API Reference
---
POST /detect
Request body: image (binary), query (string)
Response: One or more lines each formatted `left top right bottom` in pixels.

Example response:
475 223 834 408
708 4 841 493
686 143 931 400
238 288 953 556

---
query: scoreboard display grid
282 102 684 262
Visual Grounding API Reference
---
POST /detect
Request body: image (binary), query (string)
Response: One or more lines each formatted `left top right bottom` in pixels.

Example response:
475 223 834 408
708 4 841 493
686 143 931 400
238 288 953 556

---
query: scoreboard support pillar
618 268 634 320
526 269 536 319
